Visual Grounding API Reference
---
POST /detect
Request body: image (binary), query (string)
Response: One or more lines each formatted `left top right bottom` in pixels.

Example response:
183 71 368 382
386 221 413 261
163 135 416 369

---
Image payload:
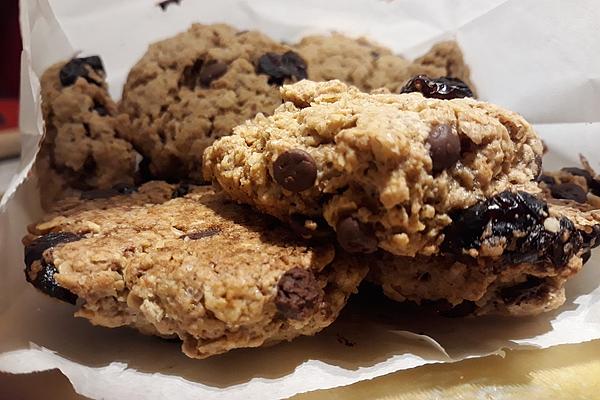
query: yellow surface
1 341 599 399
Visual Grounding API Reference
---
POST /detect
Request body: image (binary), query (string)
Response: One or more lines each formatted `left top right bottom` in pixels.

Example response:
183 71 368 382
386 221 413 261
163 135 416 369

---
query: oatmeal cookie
204 80 542 257
37 57 137 210
295 34 473 93
23 182 367 359
119 23 307 182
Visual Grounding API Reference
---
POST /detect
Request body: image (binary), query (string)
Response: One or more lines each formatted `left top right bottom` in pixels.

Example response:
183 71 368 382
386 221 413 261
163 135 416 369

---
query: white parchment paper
1 0 600 399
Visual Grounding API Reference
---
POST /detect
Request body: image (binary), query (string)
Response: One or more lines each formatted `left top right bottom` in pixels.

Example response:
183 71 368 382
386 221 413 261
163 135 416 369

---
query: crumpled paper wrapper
1 0 599 399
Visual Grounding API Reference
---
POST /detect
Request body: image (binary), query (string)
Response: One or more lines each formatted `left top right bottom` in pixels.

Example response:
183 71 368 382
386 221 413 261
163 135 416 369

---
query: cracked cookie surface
24 182 367 359
204 80 542 257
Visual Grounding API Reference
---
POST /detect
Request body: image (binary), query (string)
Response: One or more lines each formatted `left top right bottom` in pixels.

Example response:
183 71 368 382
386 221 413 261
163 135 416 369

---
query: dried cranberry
442 191 583 268
59 56 105 87
257 51 307 85
24 232 82 268
28 260 78 305
400 75 473 99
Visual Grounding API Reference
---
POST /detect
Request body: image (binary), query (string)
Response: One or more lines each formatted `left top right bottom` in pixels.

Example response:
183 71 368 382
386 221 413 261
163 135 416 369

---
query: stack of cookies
24 24 600 359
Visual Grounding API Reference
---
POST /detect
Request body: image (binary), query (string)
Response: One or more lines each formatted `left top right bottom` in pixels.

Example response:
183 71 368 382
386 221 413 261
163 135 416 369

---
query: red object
0 0 22 99
0 99 19 129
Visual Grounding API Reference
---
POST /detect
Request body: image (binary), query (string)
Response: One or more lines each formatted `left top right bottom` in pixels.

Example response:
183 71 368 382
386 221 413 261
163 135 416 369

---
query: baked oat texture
296 34 474 93
203 79 543 257
37 60 137 210
369 167 600 317
24 182 367 359
120 25 475 183
119 23 302 182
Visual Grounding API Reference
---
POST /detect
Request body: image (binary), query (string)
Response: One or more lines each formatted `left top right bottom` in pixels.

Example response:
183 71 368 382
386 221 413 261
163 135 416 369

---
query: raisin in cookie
295 34 474 94
368 189 600 317
37 57 137 210
203 80 542 257
23 182 366 359
119 24 307 182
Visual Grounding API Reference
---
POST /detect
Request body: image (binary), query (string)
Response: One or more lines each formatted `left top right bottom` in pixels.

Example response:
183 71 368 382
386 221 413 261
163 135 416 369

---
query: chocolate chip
550 183 587 203
59 56 105 87
537 174 556 185
171 183 191 198
275 267 322 320
182 228 221 240
257 51 307 85
157 0 181 11
198 61 228 86
427 124 461 173
24 232 83 269
27 260 78 305
273 149 317 192
561 167 592 185
336 217 378 254
400 75 473 99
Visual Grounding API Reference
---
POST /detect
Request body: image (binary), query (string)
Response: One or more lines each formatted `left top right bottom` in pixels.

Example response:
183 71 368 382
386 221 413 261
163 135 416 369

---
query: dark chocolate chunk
275 267 322 320
257 51 307 85
537 174 556 185
182 228 221 240
427 124 461 173
273 149 317 192
198 61 228 86
59 56 105 87
157 0 181 11
24 232 83 269
336 217 378 254
561 167 592 185
171 183 191 198
27 260 78 305
442 191 583 268
500 276 548 305
550 183 587 203
400 75 473 99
